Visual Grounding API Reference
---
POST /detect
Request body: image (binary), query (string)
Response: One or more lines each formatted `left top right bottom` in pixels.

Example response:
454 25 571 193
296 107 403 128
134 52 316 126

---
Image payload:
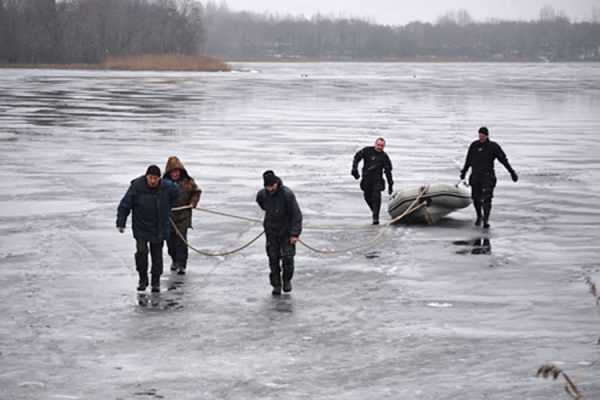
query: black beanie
146 164 161 177
263 170 278 186
478 126 489 136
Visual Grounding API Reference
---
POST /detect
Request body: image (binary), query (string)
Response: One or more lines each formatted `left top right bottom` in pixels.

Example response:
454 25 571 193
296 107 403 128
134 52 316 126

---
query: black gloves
351 169 360 179
460 170 466 180
388 184 393 195
510 170 518 182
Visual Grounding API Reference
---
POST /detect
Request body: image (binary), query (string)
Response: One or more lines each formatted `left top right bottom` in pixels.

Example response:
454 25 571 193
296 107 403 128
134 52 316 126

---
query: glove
351 169 360 179
388 185 393 195
510 170 518 182
460 170 466 180
117 226 125 233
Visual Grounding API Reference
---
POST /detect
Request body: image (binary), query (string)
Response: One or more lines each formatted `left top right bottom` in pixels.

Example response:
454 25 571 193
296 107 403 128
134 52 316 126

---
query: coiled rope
170 186 429 256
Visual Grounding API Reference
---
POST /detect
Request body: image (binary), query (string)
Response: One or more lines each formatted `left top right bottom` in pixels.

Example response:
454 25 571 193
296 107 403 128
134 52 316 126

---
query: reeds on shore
0 54 232 72
536 276 600 399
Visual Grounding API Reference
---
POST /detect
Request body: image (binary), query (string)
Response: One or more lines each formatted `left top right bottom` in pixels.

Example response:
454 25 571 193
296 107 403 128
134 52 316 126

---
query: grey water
0 62 599 399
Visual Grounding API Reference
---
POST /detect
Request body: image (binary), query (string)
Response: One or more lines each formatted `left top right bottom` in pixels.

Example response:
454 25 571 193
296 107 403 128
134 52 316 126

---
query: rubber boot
177 260 186 275
372 192 381 225
282 265 294 293
151 274 160 293
269 270 282 295
473 200 482 226
482 201 492 229
137 272 148 291
283 280 292 293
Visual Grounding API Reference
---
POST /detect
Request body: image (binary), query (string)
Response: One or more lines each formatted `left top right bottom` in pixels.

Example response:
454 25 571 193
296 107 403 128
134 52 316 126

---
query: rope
169 185 429 256
179 205 389 232
298 187 429 254
195 206 262 224
170 219 264 257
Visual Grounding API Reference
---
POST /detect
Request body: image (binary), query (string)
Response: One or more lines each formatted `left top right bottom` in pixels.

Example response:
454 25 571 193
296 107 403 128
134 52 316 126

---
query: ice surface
0 63 599 399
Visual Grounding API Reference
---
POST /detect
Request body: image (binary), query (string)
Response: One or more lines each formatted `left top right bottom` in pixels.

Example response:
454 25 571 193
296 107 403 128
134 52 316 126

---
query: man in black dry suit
352 137 394 225
460 127 518 228
256 170 303 295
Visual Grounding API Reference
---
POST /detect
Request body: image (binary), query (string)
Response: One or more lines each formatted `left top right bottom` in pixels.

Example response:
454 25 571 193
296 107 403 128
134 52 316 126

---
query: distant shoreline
0 54 232 72
218 55 599 63
2 54 597 71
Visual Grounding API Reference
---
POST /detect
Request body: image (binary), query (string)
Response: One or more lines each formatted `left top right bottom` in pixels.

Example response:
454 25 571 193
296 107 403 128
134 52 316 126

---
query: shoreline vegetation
2 54 597 72
0 54 232 72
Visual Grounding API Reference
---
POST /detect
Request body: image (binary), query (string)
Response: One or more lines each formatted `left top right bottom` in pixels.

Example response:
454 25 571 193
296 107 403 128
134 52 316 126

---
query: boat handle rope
170 185 429 256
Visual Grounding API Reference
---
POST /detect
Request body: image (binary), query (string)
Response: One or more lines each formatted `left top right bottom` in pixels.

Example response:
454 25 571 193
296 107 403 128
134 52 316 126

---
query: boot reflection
471 238 491 255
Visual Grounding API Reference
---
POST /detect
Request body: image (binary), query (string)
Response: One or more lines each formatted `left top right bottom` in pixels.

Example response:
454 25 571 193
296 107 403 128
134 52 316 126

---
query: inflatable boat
388 182 472 224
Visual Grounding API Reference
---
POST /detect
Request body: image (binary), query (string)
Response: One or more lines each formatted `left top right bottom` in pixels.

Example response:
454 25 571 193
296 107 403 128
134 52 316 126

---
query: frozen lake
1 62 599 399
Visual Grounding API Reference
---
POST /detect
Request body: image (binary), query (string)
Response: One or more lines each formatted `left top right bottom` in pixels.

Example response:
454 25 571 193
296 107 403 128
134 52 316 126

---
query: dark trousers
266 234 295 288
167 227 188 269
470 176 495 222
361 179 383 220
135 239 163 286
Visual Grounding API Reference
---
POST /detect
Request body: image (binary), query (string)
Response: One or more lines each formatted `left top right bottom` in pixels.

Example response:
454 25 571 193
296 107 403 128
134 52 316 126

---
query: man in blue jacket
117 165 180 292
256 170 303 295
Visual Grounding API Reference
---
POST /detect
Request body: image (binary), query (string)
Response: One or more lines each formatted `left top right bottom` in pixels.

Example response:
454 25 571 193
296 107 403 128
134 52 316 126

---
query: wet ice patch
18 381 46 388
427 302 453 308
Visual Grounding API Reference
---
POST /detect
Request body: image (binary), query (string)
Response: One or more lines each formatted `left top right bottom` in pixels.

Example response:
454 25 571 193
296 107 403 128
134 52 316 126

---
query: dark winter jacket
461 139 515 185
116 175 180 242
163 156 202 230
256 177 303 238
352 146 393 190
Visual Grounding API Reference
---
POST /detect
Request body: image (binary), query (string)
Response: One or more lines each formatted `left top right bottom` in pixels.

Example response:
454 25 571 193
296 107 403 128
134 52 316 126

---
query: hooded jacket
256 176 303 238
116 175 180 242
163 156 202 230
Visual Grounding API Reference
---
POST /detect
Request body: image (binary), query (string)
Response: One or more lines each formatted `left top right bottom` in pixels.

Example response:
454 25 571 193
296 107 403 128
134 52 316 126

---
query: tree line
1 0 599 64
202 3 600 61
0 0 204 64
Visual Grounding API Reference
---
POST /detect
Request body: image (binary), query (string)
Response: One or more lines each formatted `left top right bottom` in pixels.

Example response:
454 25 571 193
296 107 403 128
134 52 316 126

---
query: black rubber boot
372 192 381 225
151 274 160 293
482 201 492 229
473 200 482 226
137 272 148 291
269 270 282 295
282 266 293 293
283 280 292 293
177 260 186 275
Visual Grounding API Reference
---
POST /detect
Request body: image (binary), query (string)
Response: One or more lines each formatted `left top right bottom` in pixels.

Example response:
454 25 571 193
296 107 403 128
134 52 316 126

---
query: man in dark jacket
256 170 303 295
460 127 518 228
352 137 394 225
116 165 180 292
163 156 201 275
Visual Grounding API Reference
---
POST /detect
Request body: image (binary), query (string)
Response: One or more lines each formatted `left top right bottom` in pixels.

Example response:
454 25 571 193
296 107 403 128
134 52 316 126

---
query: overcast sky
221 0 599 25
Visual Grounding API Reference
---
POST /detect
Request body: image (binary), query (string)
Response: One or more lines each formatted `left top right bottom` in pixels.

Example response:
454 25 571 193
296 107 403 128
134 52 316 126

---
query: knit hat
146 164 161 177
263 170 278 186
478 127 489 136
